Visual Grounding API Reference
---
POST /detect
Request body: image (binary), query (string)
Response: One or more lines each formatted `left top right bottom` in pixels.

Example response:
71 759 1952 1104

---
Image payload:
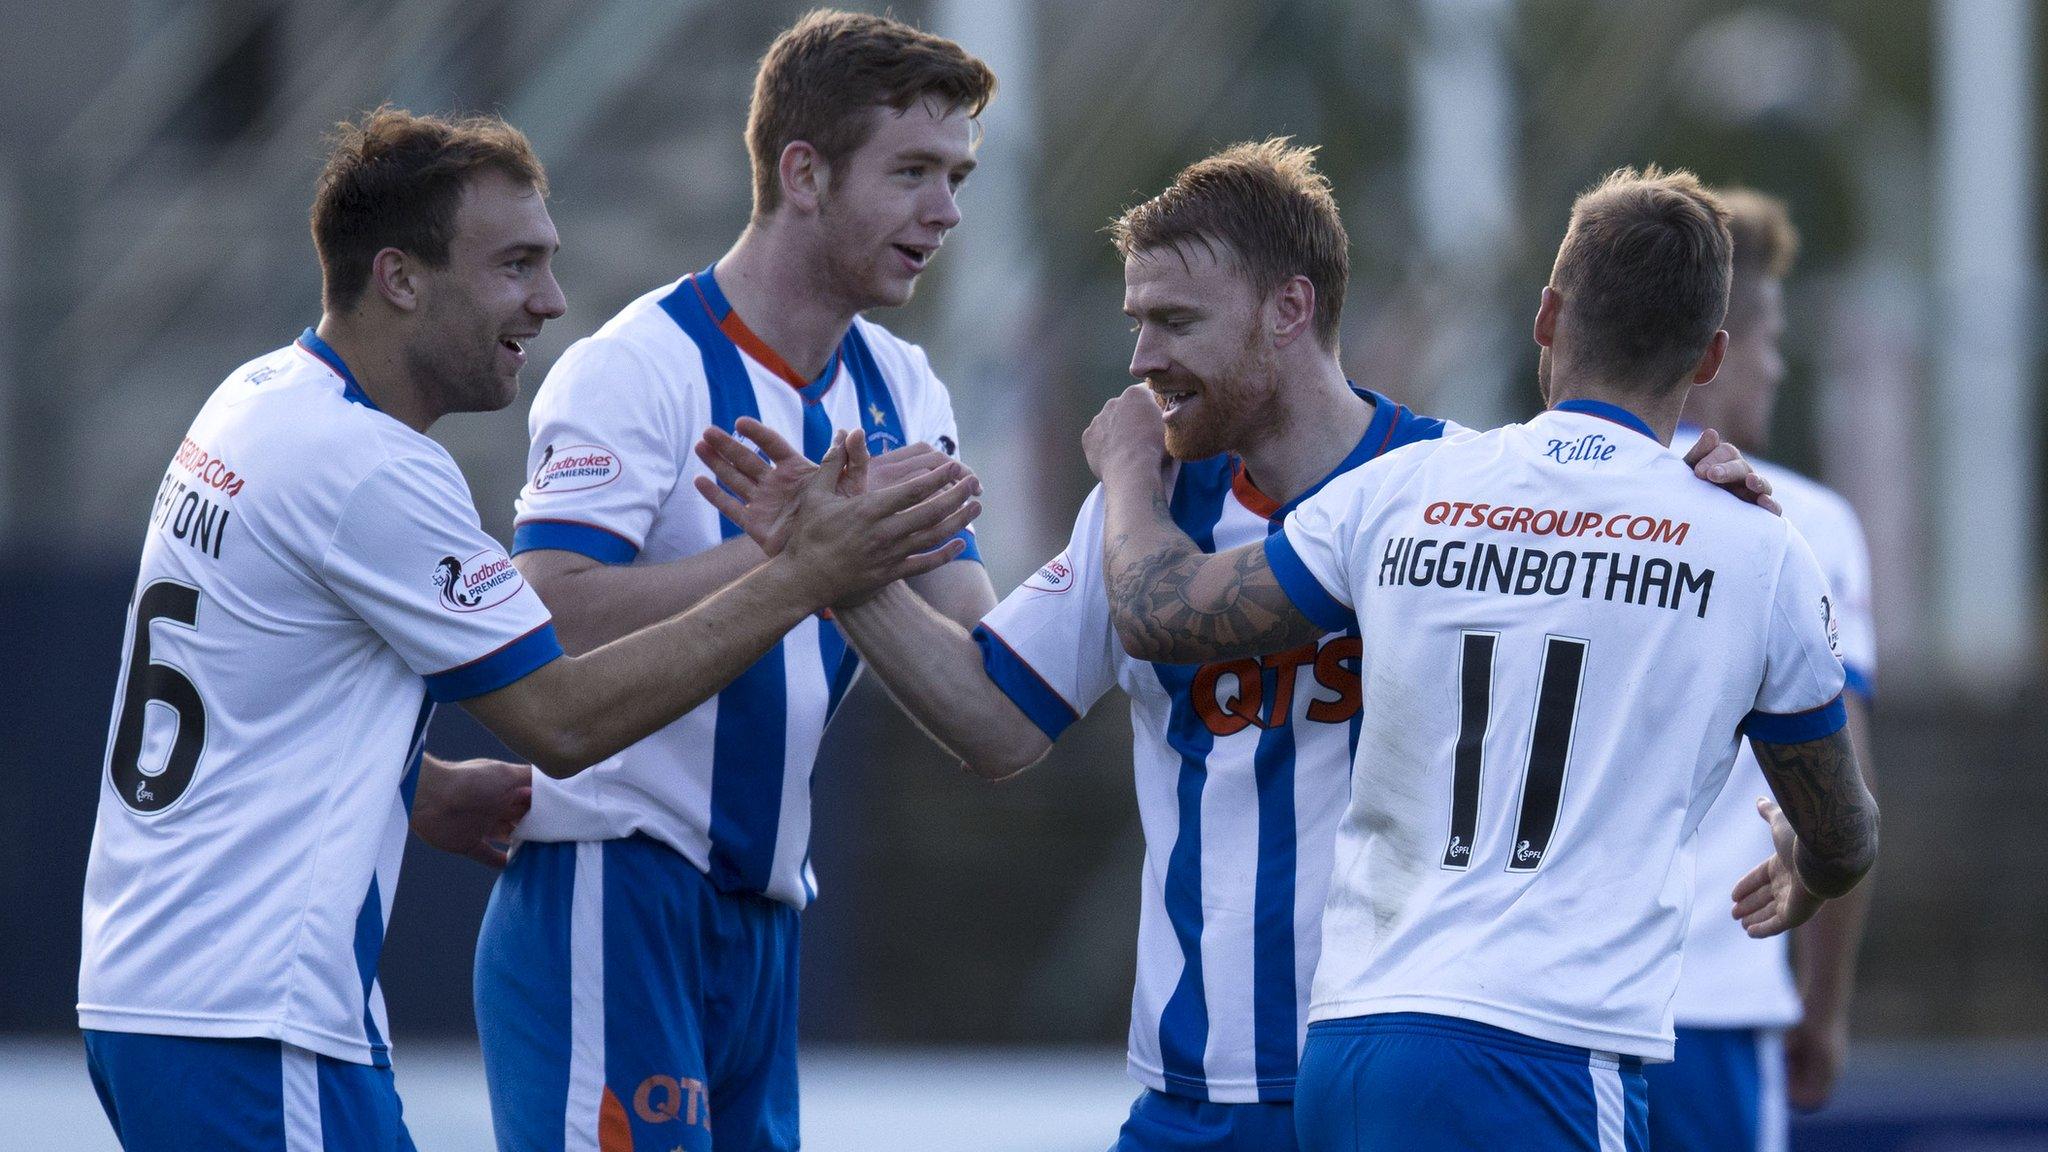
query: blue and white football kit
1266 401 1849 1151
477 265 975 1152
1644 448 1877 1152
79 331 564 1151
976 391 1446 1151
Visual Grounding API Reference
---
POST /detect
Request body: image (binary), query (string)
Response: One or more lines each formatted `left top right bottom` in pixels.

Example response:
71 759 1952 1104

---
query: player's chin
1163 420 1226 462
867 271 919 309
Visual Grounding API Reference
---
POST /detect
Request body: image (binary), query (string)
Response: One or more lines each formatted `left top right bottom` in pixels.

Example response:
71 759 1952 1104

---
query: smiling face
405 169 566 415
1123 240 1276 461
814 95 975 311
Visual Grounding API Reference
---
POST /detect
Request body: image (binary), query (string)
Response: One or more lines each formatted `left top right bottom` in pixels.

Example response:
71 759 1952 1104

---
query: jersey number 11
1440 631 1587 873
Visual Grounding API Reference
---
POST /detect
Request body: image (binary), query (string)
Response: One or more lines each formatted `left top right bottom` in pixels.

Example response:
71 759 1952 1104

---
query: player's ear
779 141 828 215
1533 286 1561 348
1690 329 1729 386
1271 275 1316 349
369 247 421 313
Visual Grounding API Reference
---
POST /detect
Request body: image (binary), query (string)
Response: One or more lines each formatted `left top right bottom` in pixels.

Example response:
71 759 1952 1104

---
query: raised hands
695 421 980 606
694 417 974 556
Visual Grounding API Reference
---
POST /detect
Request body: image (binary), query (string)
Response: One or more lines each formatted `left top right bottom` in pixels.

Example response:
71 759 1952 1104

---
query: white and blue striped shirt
977 393 1447 1102
511 266 974 910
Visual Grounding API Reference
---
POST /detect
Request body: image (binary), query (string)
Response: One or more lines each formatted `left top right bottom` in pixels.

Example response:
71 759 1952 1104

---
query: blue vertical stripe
661 271 789 895
841 324 907 456
1151 456 1233 1093
350 693 434 1068
1249 668 1299 1099
475 842 576 1152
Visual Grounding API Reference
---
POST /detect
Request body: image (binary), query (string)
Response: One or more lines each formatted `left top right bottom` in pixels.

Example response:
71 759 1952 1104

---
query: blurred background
3 0 2045 1148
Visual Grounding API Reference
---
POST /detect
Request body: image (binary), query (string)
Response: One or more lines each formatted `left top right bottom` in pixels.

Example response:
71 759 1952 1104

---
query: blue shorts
1295 1012 1648 1151
475 834 800 1152
1112 1088 1297 1152
82 1030 415 1151
1641 1026 1786 1152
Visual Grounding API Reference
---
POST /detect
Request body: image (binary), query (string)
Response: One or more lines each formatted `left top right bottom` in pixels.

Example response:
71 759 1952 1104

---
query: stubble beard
407 324 512 417
1163 325 1272 461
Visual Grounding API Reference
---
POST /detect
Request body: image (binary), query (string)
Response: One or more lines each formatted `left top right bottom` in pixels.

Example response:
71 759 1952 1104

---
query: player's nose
1128 333 1167 381
924 184 962 231
529 267 568 321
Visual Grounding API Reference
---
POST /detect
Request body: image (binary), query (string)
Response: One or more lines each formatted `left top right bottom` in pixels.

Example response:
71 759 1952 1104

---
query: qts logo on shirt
531 442 621 493
1192 636 1361 736
432 550 523 613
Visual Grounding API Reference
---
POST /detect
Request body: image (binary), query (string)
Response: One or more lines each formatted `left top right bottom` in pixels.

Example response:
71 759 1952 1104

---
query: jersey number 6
1441 631 1587 872
107 580 209 815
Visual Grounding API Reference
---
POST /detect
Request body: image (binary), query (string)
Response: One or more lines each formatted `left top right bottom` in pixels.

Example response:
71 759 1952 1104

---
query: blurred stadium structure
3 0 2045 1146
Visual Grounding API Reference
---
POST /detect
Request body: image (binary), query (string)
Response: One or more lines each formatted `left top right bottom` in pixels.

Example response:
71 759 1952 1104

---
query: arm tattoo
1753 727 1880 898
1104 489 1323 664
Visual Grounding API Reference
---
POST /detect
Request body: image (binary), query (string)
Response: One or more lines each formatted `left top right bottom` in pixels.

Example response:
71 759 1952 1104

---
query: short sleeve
897 344 979 564
1272 469 1370 632
1742 525 1849 744
324 454 561 703
973 487 1122 741
512 337 684 564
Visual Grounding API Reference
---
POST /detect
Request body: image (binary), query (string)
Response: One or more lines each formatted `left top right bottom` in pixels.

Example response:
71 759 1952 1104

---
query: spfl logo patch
433 550 523 613
1023 550 1076 594
1821 594 1841 657
531 443 621 493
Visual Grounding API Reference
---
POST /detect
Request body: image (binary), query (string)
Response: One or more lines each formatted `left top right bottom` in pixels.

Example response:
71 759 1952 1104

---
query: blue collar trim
693 262 732 320
297 327 379 411
1272 386 1401 518
690 263 838 402
1555 398 1655 441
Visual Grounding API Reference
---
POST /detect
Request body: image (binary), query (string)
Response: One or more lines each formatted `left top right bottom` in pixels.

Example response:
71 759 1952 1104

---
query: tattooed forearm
1752 727 1879 899
1102 489 1323 664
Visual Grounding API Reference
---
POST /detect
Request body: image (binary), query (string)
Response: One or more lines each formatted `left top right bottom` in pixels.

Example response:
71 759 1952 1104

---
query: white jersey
978 392 1448 1102
1672 453 1876 1029
511 265 972 910
78 331 562 1066
1271 402 1847 1061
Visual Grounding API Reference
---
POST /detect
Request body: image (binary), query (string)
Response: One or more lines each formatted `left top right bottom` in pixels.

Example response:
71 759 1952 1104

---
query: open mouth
893 244 933 271
1151 387 1197 416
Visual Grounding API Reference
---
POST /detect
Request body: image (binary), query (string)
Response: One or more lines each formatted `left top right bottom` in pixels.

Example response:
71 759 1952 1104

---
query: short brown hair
1717 187 1799 322
1109 138 1350 351
311 106 547 312
1549 166 1733 391
746 9 996 219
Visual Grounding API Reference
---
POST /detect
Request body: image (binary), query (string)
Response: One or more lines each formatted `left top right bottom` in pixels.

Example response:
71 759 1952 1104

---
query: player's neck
1674 395 1765 453
1546 375 1684 446
312 316 438 433
712 228 856 382
1235 356 1373 506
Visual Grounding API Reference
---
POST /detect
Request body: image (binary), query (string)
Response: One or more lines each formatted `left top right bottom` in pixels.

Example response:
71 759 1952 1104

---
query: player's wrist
757 550 834 611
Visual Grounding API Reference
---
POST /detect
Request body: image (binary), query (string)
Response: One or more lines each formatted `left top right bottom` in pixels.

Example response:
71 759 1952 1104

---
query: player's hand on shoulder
781 430 980 607
1730 796 1824 937
1683 427 1781 515
1084 384 1172 489
409 755 533 868
694 418 979 557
